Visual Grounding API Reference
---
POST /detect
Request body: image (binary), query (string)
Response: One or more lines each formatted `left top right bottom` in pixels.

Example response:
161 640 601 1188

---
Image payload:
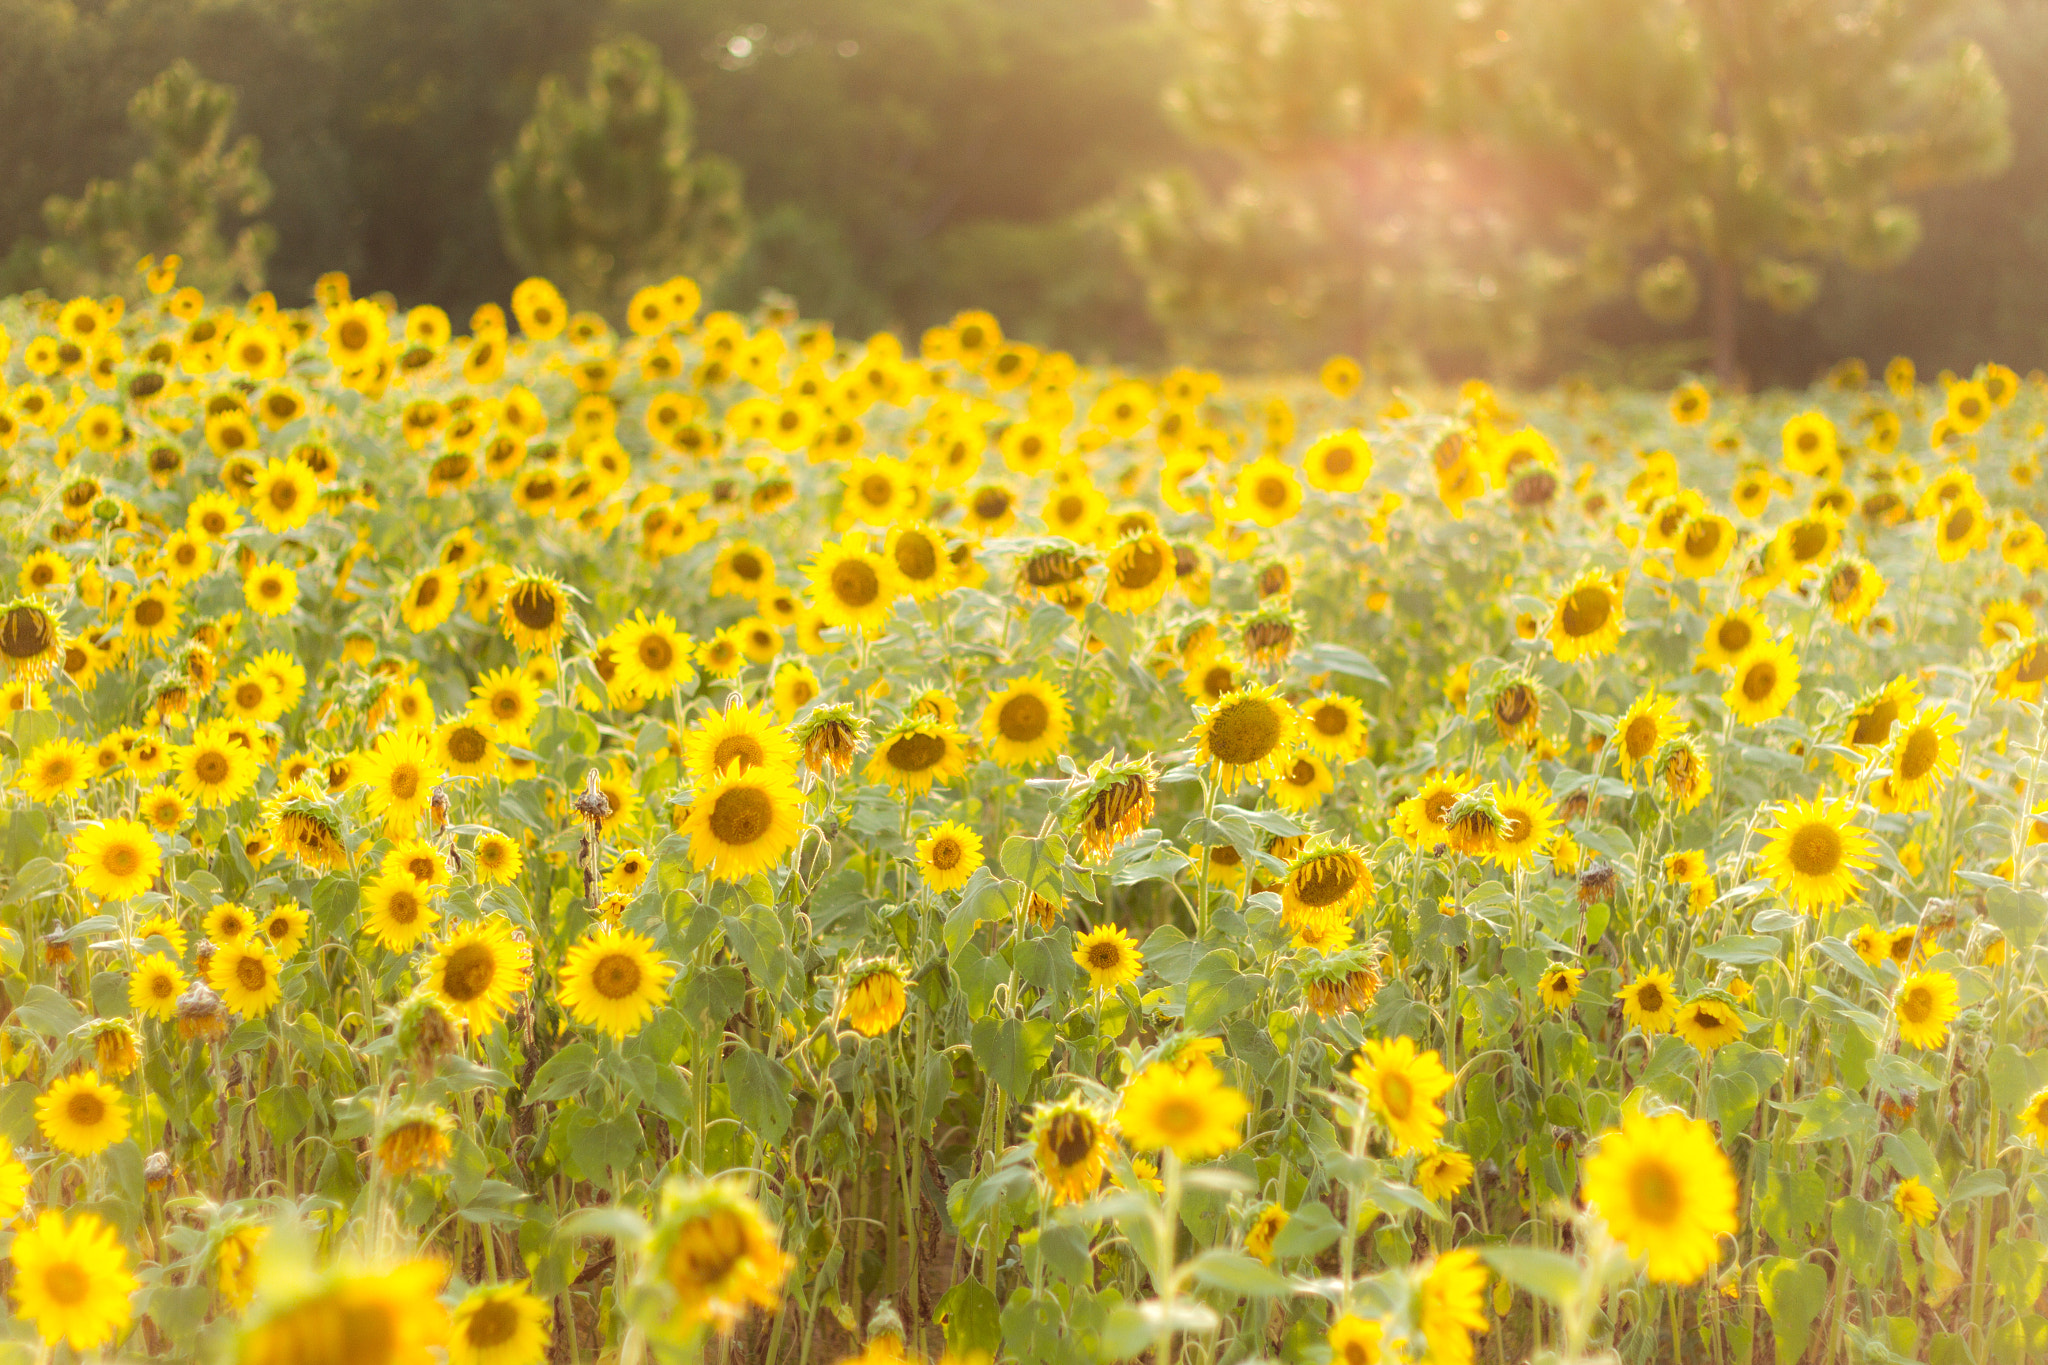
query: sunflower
963 674 1068 770
424 918 530 1034
864 718 968 795
610 610 696 700
1761 795 1875 912
1622 970 1678 1034
235 1257 450 1365
1417 1148 1476 1203
1327 1315 1383 1365
472 831 525 887
470 666 541 741
1233 455 1304 527
680 765 805 881
1885 707 1960 810
8 1210 137 1352
1030 1098 1112 1204
1933 495 1990 563
1723 641 1800 725
684 699 799 785
129 953 187 1021
842 960 908 1036
498 571 570 653
209 940 284 1017
18 738 91 802
1098 531 1175 614
258 903 309 959
204 901 257 944
433 716 501 779
1894 970 1960 1050
806 535 900 636
1416 1248 1490 1365
1303 428 1374 493
1581 1111 1738 1283
0 597 65 680
1536 964 1582 1013
1547 571 1623 662
1189 683 1299 790
1697 607 1769 669
1349 1036 1454 1153
248 457 319 533
559 927 674 1039
1394 771 1476 850
1116 1059 1249 1161
173 723 260 810
1675 997 1745 1053
1613 693 1678 777
68 818 162 900
1072 924 1143 993
448 1283 550 1365
2019 1087 2048 1146
1894 1178 1938 1228
362 872 440 952
1822 556 1885 625
125 584 184 645
1298 692 1368 760
36 1070 130 1156
914 820 985 894
358 729 444 834
400 566 460 633
651 1178 791 1333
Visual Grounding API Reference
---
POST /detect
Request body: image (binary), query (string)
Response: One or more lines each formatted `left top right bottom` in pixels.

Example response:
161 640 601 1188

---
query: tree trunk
1710 255 1740 389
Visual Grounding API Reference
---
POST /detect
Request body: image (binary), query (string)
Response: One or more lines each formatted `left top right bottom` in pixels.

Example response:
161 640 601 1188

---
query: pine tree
492 36 747 314
37 60 274 298
1521 0 2010 382
1121 0 1587 376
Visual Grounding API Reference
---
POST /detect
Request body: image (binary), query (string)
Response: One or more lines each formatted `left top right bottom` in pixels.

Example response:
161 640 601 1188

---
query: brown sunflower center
1560 586 1612 637
134 599 167 628
441 944 497 1002
592 951 643 1000
414 576 442 608
194 751 231 784
66 1090 106 1127
830 559 880 608
464 1299 520 1349
104 844 139 876
1898 726 1940 781
1206 698 1283 767
997 693 1049 743
886 732 945 773
1851 699 1900 746
41 1263 91 1306
1115 541 1166 589
708 786 773 844
1741 661 1778 702
0 605 55 659
894 533 938 581
510 585 558 630
388 764 420 801
1635 983 1664 1013
929 838 962 870
1293 856 1361 908
236 956 268 991
447 728 489 765
1628 1157 1682 1224
1787 821 1843 878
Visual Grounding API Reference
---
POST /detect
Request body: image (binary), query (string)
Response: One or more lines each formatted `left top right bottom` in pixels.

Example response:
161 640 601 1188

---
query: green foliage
35 59 274 298
492 36 746 312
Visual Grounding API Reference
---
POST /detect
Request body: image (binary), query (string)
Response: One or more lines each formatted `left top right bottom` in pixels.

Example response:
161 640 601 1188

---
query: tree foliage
493 36 746 312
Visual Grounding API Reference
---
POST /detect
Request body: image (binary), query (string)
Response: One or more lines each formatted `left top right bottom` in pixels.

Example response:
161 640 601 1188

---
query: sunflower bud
396 990 461 1081
175 980 230 1043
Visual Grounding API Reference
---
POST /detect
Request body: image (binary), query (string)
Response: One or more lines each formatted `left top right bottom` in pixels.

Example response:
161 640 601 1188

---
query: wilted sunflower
377 1105 456 1177
1279 843 1374 933
841 959 908 1037
1064 754 1157 861
1582 1111 1738 1283
795 703 865 777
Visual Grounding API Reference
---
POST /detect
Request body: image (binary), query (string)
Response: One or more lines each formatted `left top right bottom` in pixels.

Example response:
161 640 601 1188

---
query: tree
1121 0 1596 376
1520 0 2010 383
492 35 747 313
36 59 274 298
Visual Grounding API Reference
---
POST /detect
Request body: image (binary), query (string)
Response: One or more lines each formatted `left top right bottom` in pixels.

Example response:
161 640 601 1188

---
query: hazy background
3 0 2042 386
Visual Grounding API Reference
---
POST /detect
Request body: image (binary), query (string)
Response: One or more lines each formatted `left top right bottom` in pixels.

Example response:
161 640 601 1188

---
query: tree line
1 0 2042 384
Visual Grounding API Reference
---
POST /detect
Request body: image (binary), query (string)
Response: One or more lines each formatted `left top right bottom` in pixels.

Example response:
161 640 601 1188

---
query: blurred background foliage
0 0 2043 385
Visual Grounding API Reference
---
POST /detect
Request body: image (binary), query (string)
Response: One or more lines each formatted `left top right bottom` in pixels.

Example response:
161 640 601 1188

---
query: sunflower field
0 260 2043 1365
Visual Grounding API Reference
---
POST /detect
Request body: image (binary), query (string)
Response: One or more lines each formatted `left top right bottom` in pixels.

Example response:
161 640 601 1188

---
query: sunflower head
1064 753 1158 861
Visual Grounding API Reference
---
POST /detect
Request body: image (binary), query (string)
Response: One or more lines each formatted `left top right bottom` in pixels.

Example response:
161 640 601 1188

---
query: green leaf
1989 1043 2048 1116
1831 1198 1890 1283
1269 1200 1341 1259
1779 1087 1878 1146
971 1016 1056 1099
935 1281 1003 1358
1182 949 1263 1033
1986 883 2047 948
1482 1247 1581 1307
1188 1251 1291 1297
1948 1168 2007 1204
1697 934 1784 966
528 1042 598 1104
1757 1257 1829 1365
725 1043 793 1145
563 1109 641 1180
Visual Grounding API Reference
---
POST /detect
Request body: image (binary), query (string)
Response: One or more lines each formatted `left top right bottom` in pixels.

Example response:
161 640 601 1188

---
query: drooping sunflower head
376 1104 456 1177
1030 1097 1112 1204
794 703 866 778
0 597 65 680
1064 753 1158 861
497 571 571 653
